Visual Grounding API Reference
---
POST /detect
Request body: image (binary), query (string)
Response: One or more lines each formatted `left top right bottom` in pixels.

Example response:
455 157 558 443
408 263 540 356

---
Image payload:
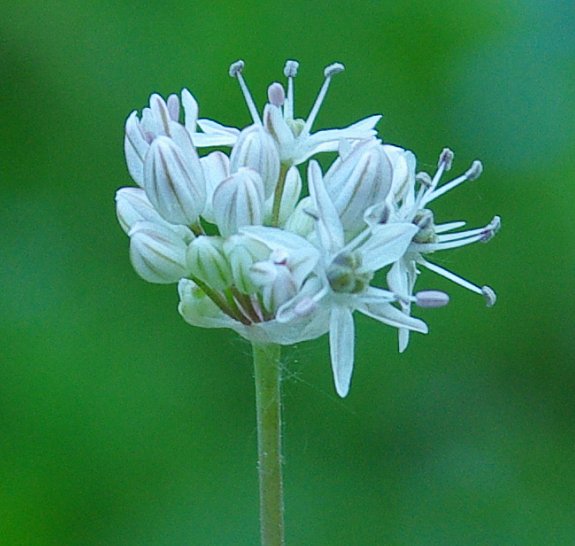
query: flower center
327 252 373 294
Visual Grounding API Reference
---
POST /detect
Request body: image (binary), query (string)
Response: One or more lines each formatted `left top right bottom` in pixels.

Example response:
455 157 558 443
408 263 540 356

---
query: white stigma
302 62 345 135
229 59 261 125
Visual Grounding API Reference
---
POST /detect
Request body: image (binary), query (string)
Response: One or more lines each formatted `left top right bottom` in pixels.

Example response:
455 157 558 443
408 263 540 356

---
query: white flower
379 148 500 351
227 60 381 166
273 161 428 397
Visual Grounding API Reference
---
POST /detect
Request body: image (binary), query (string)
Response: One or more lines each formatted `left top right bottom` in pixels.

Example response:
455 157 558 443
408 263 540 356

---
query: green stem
252 342 285 546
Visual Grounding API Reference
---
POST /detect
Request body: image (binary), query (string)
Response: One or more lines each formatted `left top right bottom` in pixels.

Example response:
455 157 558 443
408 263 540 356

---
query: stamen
416 172 432 188
419 258 484 296
283 60 299 78
228 59 261 125
302 62 345 135
438 148 454 171
415 290 450 308
283 60 299 121
466 160 483 181
481 285 497 307
268 82 285 107
423 158 484 205
480 216 501 242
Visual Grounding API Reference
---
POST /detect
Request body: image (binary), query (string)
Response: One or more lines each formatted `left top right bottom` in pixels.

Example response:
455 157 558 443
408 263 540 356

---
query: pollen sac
327 252 373 294
412 209 437 244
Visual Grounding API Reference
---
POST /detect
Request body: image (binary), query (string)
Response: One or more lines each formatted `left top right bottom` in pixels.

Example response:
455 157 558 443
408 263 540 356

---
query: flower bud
187 236 233 290
223 235 269 294
200 151 230 223
143 135 206 225
115 187 193 242
212 168 265 237
124 111 149 187
325 140 392 234
129 221 190 284
230 125 280 198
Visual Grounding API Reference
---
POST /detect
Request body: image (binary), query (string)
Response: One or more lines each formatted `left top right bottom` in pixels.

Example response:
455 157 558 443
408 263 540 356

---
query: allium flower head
116 59 499 397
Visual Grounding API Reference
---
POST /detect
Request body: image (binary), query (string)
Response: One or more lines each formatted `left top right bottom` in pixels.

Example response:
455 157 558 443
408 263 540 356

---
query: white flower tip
466 160 483 181
229 60 245 77
415 290 450 308
267 82 285 107
283 60 299 78
324 62 345 78
481 215 501 243
481 285 497 307
438 148 454 170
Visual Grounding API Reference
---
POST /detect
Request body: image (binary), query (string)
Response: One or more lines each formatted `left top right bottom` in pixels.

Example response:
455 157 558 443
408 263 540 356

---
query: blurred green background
1 1 574 544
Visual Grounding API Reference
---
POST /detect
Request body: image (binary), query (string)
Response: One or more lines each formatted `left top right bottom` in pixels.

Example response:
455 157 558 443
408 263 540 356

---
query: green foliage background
1 1 574 544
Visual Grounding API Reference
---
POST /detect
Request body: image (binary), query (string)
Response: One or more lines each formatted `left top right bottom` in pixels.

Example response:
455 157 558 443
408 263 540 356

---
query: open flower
228 60 381 166
261 161 428 397
371 147 500 351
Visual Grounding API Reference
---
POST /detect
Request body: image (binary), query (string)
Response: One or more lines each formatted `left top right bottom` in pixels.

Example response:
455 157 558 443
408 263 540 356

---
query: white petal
308 161 344 253
329 306 355 397
124 111 149 187
360 223 417 272
357 298 428 333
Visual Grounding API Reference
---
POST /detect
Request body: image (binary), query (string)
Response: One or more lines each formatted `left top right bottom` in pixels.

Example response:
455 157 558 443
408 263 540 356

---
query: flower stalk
252 342 285 546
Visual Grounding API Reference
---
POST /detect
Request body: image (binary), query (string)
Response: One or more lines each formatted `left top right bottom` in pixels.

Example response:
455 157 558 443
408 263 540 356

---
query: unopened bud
212 168 265 237
230 126 280 198
187 236 233 290
325 140 392 234
143 135 206 225
129 221 190 284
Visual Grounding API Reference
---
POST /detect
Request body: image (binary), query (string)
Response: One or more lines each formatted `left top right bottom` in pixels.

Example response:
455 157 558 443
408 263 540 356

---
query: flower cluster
116 60 499 397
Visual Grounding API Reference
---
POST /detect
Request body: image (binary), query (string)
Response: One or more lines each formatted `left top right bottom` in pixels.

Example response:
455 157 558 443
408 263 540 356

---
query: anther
416 172 433 188
415 290 450 308
481 216 501 243
229 60 245 78
438 148 454 171
481 286 497 307
267 82 285 107
283 60 299 78
324 62 345 78
465 160 483 181
270 248 289 265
